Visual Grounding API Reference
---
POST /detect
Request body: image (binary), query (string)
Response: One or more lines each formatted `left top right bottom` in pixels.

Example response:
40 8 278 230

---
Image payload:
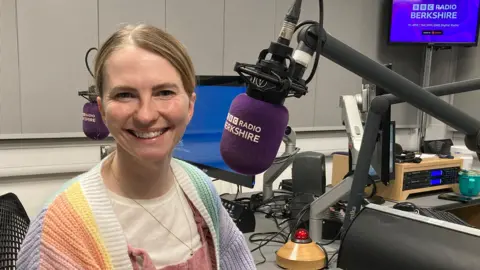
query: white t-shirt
108 181 202 268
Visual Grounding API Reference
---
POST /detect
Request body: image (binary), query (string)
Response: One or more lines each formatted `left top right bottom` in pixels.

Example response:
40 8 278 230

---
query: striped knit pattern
16 157 256 270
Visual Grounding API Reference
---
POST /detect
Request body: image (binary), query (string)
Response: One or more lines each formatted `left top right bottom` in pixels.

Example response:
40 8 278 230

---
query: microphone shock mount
234 41 309 105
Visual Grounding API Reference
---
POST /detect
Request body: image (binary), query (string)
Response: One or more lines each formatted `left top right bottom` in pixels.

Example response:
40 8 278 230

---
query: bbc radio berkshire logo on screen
413 4 435 11
410 3 457 19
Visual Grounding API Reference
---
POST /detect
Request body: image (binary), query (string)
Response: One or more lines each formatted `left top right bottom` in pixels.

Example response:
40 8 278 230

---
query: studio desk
236 155 480 269
331 154 480 227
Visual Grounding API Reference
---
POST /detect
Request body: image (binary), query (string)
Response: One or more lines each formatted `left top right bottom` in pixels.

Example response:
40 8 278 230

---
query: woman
17 24 255 270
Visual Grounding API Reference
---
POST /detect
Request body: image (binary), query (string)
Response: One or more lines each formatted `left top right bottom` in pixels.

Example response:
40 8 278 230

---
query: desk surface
245 212 340 269
383 190 480 210
230 191 341 269
233 188 479 269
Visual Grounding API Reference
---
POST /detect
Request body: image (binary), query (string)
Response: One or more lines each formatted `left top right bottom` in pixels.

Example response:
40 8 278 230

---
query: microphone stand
262 126 299 201
296 25 480 242
231 0 480 244
78 85 98 102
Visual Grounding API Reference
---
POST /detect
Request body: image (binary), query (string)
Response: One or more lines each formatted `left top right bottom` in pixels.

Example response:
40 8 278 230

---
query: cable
249 229 295 266
249 231 288 245
317 228 342 246
248 191 307 265
294 20 317 31
328 250 339 267
85 47 97 78
305 0 324 84
272 147 300 163
294 202 311 230
284 202 311 241
250 223 291 265
249 193 340 267
234 185 240 200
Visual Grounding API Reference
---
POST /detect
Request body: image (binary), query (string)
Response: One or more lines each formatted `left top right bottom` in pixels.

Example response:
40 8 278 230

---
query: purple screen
389 0 480 44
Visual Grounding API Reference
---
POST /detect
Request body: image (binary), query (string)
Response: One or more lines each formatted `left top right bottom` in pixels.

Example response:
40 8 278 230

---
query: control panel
221 198 256 233
403 166 461 191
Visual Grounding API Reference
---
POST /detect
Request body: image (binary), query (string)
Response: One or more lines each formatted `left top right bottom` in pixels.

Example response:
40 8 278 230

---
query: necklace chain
109 157 194 256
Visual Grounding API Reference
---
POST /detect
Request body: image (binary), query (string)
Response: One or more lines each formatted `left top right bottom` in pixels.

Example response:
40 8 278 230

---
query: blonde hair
94 24 196 97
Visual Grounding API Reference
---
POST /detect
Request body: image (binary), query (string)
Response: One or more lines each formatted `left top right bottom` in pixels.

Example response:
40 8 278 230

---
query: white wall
0 128 419 219
0 3 469 221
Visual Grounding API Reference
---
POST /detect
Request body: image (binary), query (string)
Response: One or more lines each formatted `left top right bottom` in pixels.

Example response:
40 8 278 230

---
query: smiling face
97 45 195 164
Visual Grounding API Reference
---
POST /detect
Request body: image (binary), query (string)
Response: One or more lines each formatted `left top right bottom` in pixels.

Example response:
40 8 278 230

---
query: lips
127 128 169 139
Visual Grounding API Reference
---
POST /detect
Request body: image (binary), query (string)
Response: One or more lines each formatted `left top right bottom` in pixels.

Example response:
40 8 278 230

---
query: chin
134 150 171 164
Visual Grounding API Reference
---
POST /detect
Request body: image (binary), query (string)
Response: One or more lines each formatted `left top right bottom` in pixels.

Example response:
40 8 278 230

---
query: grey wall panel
223 0 276 75
17 0 98 134
370 0 422 127
314 0 424 128
275 0 317 128
313 0 365 127
98 0 166 46
165 0 224 76
0 0 21 134
453 46 480 122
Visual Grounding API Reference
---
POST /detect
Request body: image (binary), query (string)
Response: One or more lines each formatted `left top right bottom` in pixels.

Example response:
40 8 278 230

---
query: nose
134 99 158 126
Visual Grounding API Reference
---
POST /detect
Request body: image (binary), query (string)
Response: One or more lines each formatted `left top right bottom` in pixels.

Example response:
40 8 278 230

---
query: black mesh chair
0 193 30 270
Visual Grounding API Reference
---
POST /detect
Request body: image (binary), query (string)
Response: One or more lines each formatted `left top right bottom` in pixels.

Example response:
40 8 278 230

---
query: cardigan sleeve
16 207 92 270
16 191 111 270
16 208 46 270
218 205 256 269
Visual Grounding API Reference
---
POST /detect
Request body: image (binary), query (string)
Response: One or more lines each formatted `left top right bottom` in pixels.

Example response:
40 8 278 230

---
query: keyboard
418 207 471 227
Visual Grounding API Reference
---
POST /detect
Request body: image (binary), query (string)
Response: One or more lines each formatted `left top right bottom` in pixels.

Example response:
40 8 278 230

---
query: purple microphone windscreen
83 101 109 140
220 93 289 175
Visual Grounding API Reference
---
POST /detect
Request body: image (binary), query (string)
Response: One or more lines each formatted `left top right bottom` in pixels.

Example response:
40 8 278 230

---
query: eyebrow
111 83 180 93
152 82 180 91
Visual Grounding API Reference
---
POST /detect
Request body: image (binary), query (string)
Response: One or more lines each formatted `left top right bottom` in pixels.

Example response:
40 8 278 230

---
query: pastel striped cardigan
16 158 255 269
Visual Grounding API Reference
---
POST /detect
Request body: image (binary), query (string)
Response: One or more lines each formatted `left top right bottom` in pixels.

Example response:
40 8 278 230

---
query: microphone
79 85 110 140
220 0 313 175
221 94 289 175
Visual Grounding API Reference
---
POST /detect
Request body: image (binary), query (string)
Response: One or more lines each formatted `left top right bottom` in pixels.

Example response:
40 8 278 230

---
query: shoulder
27 162 101 232
173 158 220 199
17 162 111 269
42 161 102 210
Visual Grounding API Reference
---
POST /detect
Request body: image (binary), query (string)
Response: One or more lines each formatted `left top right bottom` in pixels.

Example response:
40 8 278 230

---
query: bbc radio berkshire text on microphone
224 113 261 143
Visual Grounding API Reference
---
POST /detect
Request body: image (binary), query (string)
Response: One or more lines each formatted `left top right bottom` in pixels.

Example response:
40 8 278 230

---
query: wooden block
332 154 349 186
377 157 463 201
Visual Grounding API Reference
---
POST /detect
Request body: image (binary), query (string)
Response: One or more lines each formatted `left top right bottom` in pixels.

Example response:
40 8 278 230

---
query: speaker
292 151 326 196
288 151 327 234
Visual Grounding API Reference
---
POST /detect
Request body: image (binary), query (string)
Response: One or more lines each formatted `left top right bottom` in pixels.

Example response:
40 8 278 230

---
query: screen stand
417 45 434 151
263 127 299 201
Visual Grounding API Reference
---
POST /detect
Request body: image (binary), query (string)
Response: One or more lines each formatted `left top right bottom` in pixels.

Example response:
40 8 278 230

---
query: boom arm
296 23 480 242
263 127 299 201
340 95 364 171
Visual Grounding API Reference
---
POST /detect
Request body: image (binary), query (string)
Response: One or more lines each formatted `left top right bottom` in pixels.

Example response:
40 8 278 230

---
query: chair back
0 193 30 270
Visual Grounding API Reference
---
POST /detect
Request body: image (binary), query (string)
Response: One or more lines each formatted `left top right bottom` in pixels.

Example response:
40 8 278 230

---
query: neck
104 147 174 200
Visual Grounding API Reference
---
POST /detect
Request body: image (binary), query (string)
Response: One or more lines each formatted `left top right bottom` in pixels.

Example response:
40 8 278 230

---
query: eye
155 90 175 97
115 92 135 99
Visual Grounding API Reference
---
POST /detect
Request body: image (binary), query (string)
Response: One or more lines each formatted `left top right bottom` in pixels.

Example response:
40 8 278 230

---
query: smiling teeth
133 130 165 139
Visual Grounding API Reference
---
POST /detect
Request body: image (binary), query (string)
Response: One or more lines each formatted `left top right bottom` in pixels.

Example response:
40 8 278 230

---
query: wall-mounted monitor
388 0 480 46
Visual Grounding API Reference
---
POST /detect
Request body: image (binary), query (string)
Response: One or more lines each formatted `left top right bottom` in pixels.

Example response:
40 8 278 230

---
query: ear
187 92 196 123
97 96 106 123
